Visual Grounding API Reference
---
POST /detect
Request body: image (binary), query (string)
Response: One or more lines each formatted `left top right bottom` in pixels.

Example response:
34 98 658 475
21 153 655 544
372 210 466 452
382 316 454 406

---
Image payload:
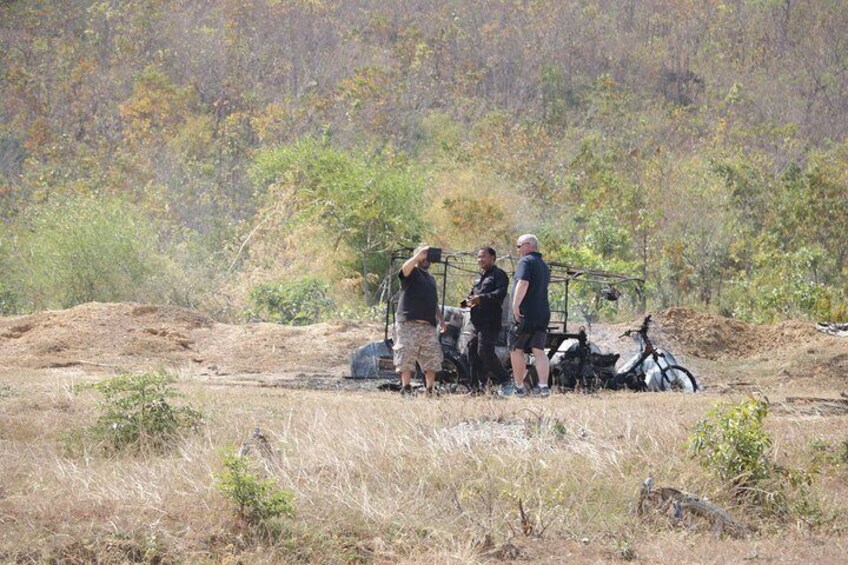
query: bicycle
612 315 699 392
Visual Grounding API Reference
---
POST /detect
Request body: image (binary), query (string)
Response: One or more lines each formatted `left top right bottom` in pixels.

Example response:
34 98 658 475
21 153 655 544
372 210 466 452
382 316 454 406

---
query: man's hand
513 306 523 321
468 295 481 308
438 319 448 334
416 246 429 263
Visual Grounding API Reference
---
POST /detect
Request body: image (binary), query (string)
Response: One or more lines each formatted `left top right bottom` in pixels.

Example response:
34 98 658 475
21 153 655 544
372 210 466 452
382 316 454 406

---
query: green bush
688 397 822 523
252 139 425 305
72 371 202 455
7 194 165 309
688 396 772 488
0 281 19 315
247 277 333 325
215 450 294 532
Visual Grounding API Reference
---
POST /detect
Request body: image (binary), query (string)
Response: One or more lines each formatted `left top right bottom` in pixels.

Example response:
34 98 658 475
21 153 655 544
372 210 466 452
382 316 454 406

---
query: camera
426 247 442 263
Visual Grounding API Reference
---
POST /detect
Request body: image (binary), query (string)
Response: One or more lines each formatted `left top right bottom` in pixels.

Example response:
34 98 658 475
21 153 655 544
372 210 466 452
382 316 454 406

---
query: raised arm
401 247 429 278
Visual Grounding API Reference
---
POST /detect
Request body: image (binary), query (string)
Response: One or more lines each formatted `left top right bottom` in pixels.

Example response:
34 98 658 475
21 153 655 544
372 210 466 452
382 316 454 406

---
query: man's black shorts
508 326 547 352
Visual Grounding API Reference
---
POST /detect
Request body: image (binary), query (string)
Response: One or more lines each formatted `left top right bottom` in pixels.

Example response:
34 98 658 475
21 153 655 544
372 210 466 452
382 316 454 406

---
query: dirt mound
0 302 382 376
1 303 845 387
651 307 824 360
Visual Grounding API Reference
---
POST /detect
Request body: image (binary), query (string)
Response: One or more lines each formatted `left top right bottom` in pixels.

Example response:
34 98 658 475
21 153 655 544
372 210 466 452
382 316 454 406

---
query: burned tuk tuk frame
350 247 646 392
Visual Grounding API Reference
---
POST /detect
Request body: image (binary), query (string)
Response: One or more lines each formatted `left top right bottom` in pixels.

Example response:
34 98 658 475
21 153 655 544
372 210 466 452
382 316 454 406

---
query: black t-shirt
512 252 550 330
396 267 438 326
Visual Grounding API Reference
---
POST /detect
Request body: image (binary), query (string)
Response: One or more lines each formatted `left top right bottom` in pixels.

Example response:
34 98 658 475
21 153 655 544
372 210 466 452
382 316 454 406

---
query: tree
252 138 425 304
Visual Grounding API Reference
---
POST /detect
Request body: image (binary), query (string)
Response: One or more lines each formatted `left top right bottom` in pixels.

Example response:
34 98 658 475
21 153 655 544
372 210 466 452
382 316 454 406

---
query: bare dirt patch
0 303 845 394
0 302 382 380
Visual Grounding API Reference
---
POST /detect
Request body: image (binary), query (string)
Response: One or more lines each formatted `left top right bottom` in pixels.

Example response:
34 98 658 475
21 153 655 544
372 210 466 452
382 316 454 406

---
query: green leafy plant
247 277 333 325
73 371 202 455
0 281 18 315
215 450 294 531
252 138 425 304
688 396 772 488
688 396 821 523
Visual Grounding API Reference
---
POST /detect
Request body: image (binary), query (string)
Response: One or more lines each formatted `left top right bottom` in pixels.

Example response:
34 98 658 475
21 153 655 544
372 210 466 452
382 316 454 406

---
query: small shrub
688 396 821 524
72 371 202 455
688 396 772 488
247 277 332 325
215 450 294 533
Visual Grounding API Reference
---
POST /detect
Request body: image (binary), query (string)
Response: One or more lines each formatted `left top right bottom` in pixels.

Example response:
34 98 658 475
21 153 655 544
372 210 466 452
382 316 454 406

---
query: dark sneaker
498 383 526 397
400 385 413 397
425 387 440 398
497 382 514 397
530 386 551 398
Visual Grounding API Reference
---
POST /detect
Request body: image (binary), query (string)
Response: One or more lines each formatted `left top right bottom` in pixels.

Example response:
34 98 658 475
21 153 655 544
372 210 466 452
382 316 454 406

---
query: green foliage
6 195 164 310
253 139 425 304
688 396 824 523
688 396 772 487
72 371 202 455
544 225 642 324
215 450 294 530
541 63 580 130
0 281 19 315
247 277 333 325
710 149 848 321
2 1 848 321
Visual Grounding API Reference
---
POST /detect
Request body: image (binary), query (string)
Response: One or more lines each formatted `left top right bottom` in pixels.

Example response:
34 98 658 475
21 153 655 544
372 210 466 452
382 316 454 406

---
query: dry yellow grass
2 368 848 563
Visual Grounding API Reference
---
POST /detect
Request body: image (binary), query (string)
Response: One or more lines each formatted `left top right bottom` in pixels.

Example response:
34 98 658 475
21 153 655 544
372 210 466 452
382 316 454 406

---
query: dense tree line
1 0 846 322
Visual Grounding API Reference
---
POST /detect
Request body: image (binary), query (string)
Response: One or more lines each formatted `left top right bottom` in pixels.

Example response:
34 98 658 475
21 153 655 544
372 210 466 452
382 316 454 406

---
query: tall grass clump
5 194 165 310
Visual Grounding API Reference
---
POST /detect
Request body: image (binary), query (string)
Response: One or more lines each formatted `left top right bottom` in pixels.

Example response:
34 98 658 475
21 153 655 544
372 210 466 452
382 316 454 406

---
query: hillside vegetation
1 0 847 322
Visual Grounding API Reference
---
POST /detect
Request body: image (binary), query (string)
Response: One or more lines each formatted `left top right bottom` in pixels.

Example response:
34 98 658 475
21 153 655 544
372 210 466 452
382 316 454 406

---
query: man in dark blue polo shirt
394 246 448 395
500 234 551 397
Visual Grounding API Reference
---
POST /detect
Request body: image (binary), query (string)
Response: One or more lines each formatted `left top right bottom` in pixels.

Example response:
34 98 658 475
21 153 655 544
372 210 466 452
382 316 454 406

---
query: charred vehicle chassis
350 248 670 393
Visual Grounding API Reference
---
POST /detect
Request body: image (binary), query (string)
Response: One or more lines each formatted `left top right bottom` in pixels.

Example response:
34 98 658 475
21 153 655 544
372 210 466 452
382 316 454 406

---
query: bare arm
435 304 447 333
401 247 429 278
512 279 529 321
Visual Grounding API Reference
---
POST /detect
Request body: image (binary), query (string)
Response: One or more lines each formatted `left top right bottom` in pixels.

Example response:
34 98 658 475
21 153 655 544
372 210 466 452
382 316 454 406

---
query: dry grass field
1 304 848 563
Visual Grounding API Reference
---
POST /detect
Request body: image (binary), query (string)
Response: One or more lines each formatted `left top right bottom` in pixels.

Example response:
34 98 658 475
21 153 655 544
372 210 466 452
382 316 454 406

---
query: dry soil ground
2 303 848 563
1 302 846 398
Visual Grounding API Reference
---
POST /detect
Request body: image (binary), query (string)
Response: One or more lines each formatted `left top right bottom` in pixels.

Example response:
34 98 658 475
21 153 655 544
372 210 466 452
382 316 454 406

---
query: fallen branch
636 478 750 538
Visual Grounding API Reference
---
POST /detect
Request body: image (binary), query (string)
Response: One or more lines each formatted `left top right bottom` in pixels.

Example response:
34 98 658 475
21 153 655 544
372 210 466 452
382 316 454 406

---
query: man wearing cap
394 245 448 395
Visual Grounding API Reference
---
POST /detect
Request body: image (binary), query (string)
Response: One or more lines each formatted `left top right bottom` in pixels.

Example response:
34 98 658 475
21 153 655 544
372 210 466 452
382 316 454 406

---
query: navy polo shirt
512 251 550 330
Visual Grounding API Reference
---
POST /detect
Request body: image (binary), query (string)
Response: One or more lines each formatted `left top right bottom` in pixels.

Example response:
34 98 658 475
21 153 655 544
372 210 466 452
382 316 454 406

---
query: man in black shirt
463 246 510 393
394 246 447 394
501 234 551 397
